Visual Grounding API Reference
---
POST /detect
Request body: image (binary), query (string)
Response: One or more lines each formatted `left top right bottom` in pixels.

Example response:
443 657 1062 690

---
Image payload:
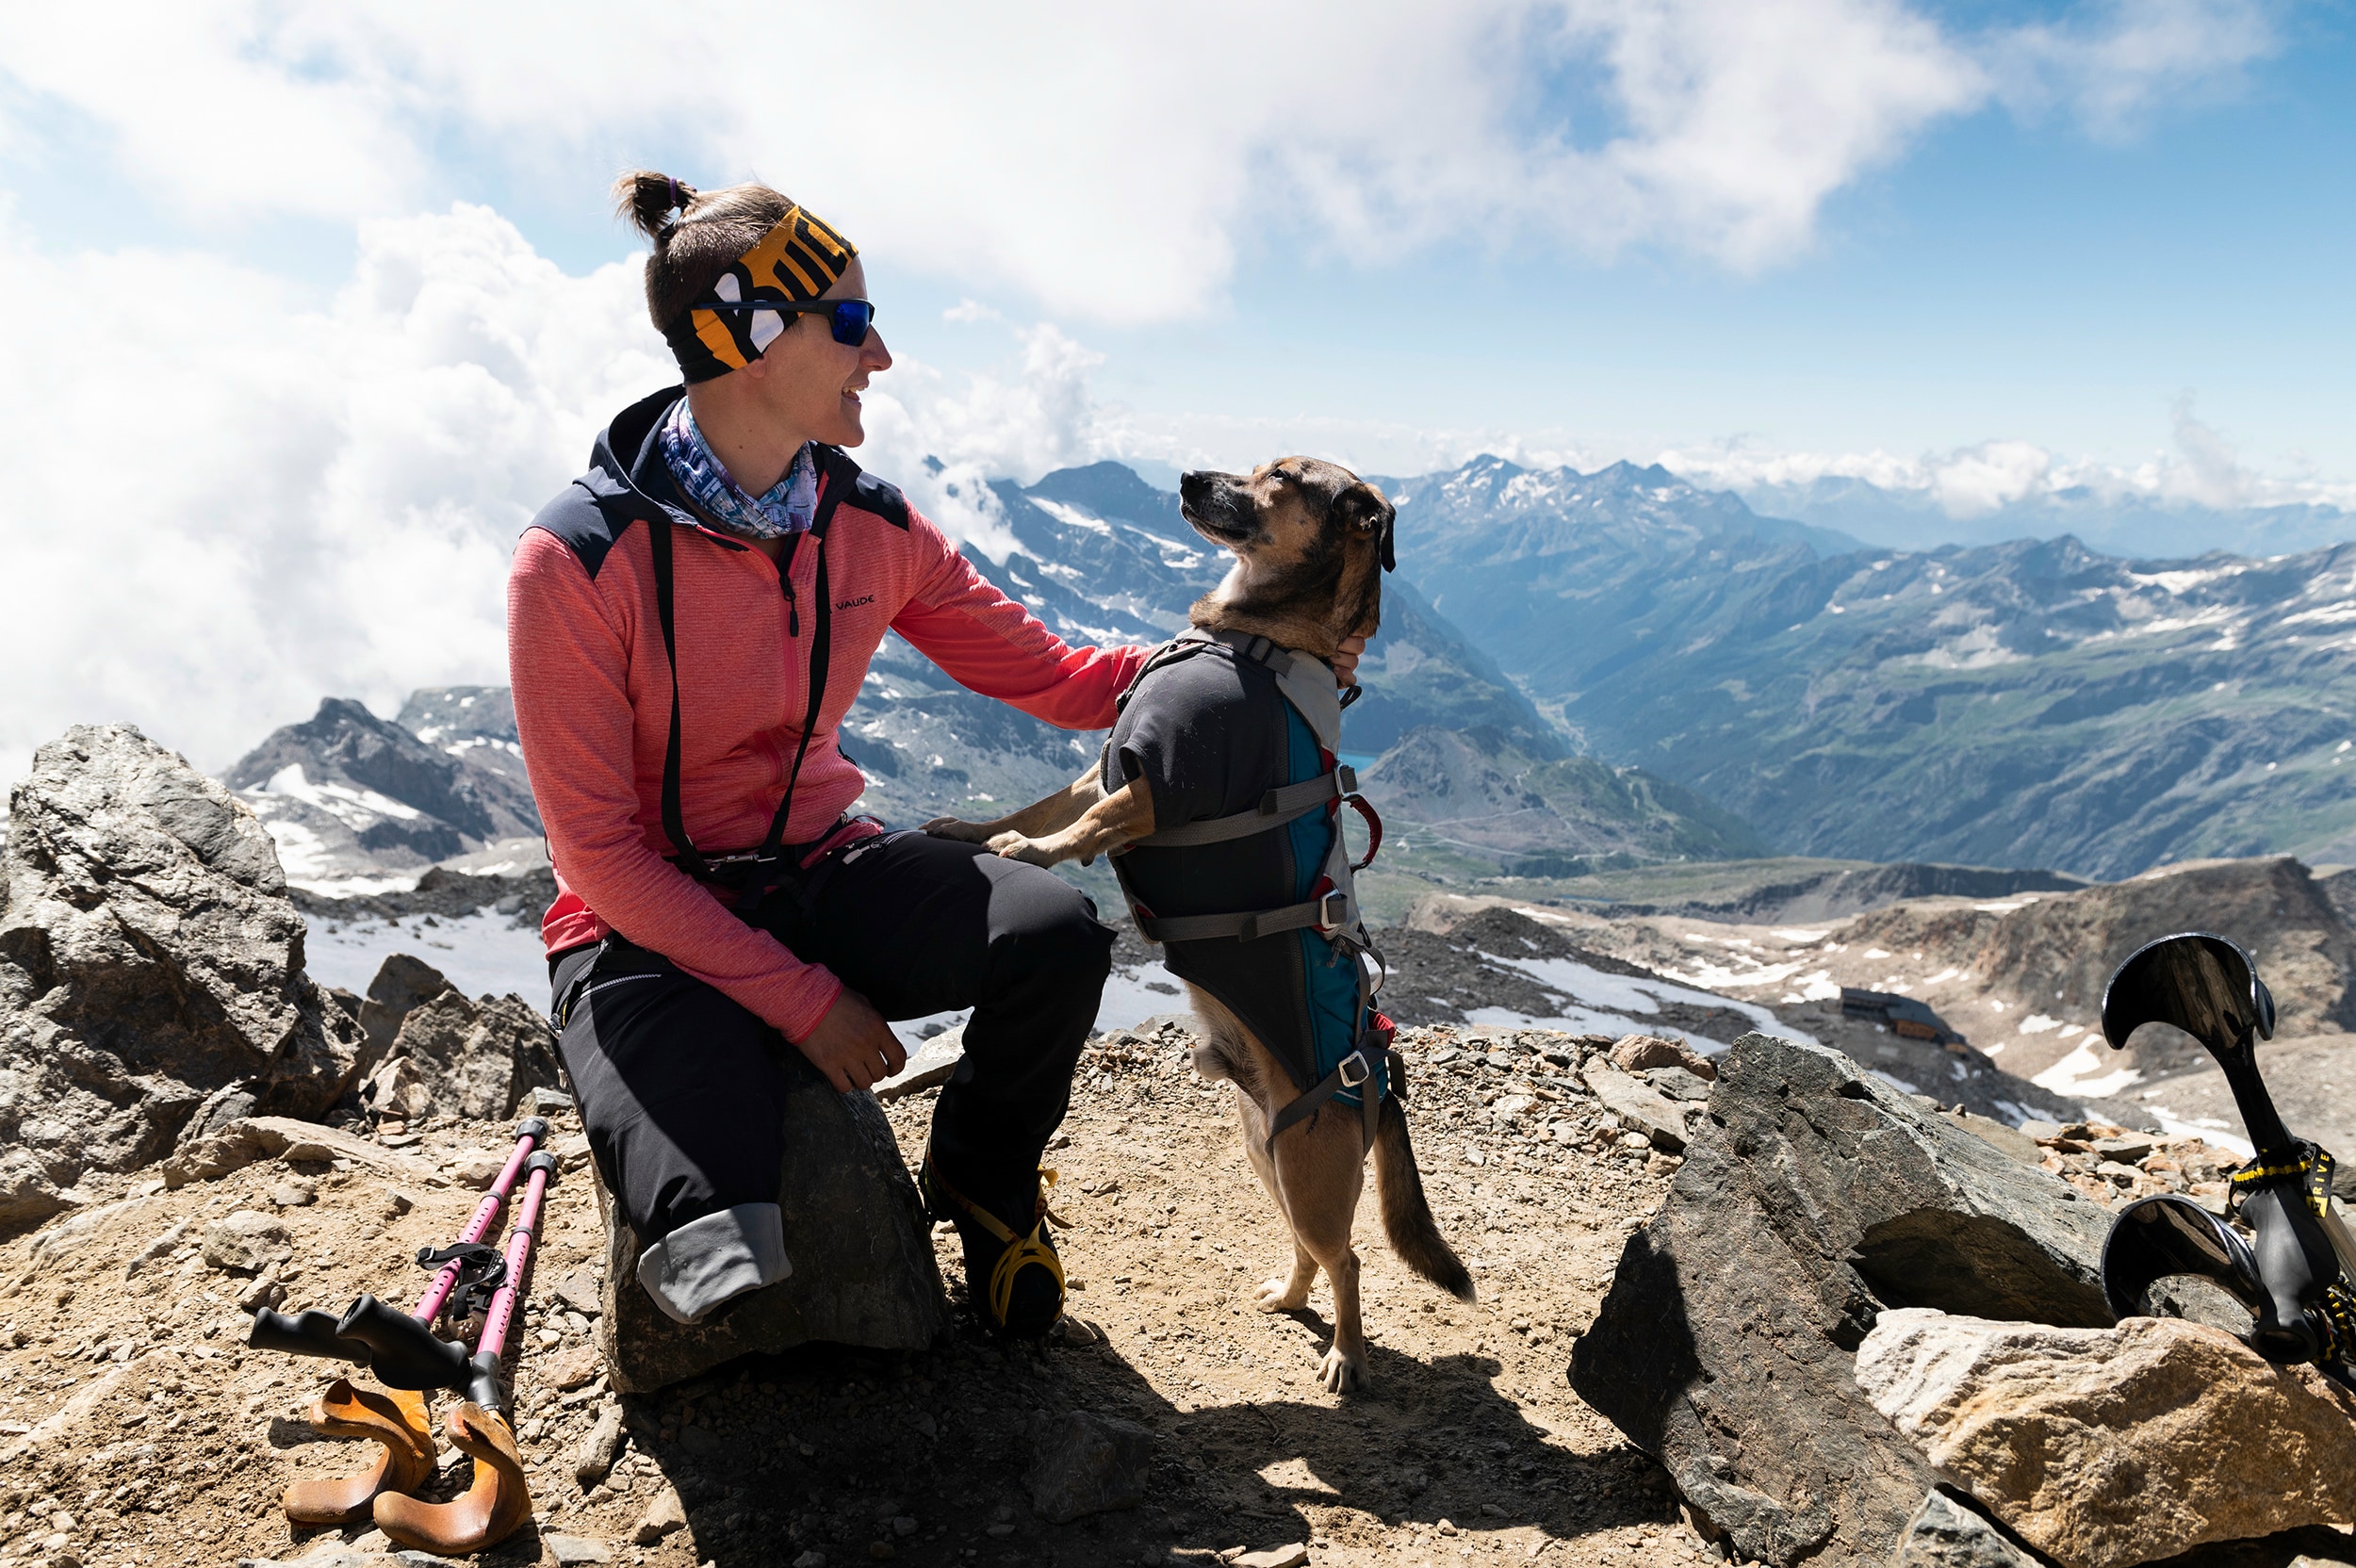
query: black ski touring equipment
2097 931 2356 1382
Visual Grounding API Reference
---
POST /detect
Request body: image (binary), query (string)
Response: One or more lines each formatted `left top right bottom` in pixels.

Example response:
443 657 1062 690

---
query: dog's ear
1334 481 1397 573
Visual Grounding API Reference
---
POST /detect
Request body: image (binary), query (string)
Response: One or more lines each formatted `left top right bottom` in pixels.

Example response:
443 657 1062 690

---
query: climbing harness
1107 629 1403 1156
920 1152 1068 1333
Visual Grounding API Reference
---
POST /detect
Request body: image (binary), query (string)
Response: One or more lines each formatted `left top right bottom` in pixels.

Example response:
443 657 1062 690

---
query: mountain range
1737 472 2356 561
1391 456 2356 878
212 451 2356 893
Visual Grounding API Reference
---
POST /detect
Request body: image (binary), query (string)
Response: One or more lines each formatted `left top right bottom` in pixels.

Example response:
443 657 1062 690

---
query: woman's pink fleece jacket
508 386 1148 1042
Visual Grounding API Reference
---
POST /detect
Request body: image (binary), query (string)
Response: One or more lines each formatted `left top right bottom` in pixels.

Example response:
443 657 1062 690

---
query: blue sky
8 0 2347 478
0 0 2349 776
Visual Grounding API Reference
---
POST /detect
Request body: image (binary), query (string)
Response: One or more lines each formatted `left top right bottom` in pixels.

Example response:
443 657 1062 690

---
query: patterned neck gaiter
659 398 818 542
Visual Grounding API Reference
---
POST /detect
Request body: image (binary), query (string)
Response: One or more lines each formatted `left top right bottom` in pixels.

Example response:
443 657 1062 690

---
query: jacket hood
581 384 699 527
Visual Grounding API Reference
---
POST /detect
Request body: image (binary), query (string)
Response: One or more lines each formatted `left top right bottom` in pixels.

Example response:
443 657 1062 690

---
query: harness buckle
1337 1050 1371 1089
1337 765 1356 793
1315 888 1350 933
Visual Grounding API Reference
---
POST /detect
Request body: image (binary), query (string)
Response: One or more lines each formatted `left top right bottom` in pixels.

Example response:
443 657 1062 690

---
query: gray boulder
1894 1491 2045 1567
594 1075 948 1391
0 726 366 1231
364 986 559 1122
357 954 457 1062
1567 1032 2111 1568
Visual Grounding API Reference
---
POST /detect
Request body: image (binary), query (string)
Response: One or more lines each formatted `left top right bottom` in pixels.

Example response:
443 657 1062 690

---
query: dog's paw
986 830 1055 864
1253 1277 1308 1313
923 817 988 841
1319 1345 1365 1394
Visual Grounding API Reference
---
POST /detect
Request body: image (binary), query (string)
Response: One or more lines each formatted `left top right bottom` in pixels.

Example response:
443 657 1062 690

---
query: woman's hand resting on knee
797 989 908 1092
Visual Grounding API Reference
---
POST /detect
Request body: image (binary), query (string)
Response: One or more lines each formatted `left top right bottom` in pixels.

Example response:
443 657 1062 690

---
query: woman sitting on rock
508 172 1174 1335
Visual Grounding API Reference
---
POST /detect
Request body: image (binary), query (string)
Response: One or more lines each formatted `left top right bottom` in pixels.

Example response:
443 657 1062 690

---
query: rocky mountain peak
222 695 540 893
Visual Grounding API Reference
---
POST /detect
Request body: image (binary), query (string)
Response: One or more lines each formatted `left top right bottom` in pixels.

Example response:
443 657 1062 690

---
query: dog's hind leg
1187 989 1320 1314
1268 1111 1370 1393
1238 1098 1318 1312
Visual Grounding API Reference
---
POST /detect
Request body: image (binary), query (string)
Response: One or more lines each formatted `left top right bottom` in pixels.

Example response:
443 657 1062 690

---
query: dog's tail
1373 1094 1474 1301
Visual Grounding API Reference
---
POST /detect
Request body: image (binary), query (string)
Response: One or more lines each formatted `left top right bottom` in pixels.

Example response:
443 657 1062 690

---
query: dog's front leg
987 778 1155 867
925 769 1102 845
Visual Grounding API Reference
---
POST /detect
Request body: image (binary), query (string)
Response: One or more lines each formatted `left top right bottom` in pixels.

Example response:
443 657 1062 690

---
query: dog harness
1105 629 1401 1154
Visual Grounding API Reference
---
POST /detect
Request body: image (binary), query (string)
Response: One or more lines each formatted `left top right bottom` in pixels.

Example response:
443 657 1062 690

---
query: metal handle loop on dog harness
1337 1050 1370 1089
1314 888 1350 934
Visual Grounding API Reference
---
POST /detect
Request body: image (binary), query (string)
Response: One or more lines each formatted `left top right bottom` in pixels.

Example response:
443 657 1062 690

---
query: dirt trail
0 1020 1720 1568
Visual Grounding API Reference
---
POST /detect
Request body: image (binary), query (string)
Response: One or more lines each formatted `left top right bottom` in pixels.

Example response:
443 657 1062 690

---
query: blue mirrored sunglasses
702 297 876 347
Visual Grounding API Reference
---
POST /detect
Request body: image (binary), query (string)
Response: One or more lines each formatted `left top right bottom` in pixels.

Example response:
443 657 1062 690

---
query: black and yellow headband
663 204 859 383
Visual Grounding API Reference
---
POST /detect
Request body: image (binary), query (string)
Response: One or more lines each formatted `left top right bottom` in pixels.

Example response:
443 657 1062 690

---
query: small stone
203 1211 293 1274
550 1344 603 1391
1233 1546 1309 1568
1024 1411 1155 1524
450 1150 509 1188
793 1552 826 1568
236 1266 286 1313
381 1187 417 1217
268 1181 316 1208
891 1516 918 1537
537 1327 564 1348
544 1536 615 1565
986 1523 1016 1538
1610 1033 1717 1081
1579 1059 1690 1152
532 1086 576 1113
574 1405 626 1489
633 1485 687 1544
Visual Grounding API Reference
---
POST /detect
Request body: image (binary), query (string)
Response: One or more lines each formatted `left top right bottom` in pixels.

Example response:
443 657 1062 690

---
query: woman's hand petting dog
795 988 908 1092
1333 633 1366 686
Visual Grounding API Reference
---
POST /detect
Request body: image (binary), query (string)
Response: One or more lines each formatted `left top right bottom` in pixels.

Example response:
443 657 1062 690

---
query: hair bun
613 170 699 243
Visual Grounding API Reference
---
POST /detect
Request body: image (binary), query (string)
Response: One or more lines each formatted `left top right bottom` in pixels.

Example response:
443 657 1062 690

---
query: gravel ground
0 1016 1737 1568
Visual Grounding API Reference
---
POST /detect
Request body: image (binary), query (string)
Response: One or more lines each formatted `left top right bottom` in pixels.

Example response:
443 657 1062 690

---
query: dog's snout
1179 470 1215 504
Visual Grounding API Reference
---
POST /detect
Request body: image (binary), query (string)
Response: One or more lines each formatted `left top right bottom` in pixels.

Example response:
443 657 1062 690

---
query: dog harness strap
1265 1046 1397 1156
1135 766 1355 848
1132 885 1350 944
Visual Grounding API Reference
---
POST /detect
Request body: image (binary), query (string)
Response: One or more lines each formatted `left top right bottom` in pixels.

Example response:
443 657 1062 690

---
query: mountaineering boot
920 1149 1066 1337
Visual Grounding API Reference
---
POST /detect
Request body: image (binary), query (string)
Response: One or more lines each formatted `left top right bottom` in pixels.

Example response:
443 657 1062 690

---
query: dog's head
1178 458 1396 647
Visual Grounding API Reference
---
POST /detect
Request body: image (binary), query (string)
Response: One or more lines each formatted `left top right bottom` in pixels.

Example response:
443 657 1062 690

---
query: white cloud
1985 0 2278 139
1655 400 2356 519
0 207 1141 790
0 0 2281 318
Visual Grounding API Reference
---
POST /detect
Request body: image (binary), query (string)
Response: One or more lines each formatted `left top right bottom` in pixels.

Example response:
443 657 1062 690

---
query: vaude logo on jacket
834 594 877 611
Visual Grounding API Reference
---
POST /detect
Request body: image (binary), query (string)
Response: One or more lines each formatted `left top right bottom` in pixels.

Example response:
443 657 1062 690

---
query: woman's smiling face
738 256 892 448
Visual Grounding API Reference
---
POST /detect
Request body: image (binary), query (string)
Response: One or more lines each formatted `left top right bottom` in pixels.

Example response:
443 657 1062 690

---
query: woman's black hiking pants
548 827 1113 1322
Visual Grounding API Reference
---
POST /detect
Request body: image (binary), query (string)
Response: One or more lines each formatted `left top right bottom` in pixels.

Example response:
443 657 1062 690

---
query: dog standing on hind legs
925 456 1474 1392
